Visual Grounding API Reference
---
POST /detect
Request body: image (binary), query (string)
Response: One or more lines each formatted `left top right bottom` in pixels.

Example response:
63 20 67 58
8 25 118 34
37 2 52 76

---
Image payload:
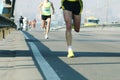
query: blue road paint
22 32 61 80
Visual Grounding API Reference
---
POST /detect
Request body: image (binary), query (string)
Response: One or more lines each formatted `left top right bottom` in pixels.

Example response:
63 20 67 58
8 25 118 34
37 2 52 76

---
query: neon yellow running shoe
67 50 74 58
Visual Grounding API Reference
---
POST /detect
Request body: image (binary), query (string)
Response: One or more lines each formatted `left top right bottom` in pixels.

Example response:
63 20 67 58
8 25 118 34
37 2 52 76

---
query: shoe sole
67 55 74 58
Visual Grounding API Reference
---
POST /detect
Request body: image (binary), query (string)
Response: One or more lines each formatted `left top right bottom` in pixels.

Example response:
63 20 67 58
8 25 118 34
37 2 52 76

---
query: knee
66 26 72 31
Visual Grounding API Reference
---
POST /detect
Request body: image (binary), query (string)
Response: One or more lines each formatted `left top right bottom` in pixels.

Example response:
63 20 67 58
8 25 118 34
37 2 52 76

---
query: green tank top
42 2 51 16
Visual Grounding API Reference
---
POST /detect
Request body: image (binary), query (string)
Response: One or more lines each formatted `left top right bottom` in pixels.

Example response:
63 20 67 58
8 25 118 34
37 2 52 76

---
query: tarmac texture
0 30 43 80
0 27 120 80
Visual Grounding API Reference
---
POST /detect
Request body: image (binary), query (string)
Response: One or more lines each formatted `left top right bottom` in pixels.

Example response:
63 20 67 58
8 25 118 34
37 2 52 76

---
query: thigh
46 17 51 25
73 14 81 27
63 10 72 23
63 10 73 30
41 20 46 27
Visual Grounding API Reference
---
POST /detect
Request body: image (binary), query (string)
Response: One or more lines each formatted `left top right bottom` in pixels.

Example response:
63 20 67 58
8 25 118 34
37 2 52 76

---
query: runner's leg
63 10 72 47
45 18 51 39
73 14 81 32
63 10 74 58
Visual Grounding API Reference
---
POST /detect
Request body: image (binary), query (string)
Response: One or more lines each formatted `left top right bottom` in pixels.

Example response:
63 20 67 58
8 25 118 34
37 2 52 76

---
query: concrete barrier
0 28 3 40
0 15 16 40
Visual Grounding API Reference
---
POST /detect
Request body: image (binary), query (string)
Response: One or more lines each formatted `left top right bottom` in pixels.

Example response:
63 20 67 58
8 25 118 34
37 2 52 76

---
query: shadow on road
23 31 120 80
24 31 88 80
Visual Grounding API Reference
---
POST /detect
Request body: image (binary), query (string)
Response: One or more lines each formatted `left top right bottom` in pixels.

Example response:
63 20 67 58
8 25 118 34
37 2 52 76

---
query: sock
45 34 48 37
68 46 72 51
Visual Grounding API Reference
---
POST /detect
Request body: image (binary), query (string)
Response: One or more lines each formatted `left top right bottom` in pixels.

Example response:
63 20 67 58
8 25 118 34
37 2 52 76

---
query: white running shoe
45 35 48 39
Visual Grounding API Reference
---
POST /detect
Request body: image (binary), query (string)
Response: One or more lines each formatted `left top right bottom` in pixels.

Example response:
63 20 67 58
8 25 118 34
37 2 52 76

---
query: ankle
68 46 72 51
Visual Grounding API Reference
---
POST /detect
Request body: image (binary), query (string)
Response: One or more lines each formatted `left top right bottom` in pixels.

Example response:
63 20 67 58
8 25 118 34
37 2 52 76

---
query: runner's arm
51 2 55 15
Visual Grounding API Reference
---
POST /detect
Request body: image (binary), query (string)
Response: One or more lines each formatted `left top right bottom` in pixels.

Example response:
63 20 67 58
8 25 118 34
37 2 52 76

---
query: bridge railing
0 15 16 40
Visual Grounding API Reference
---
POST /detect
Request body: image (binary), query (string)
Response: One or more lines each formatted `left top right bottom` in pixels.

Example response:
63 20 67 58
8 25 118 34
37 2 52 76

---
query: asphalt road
23 28 120 80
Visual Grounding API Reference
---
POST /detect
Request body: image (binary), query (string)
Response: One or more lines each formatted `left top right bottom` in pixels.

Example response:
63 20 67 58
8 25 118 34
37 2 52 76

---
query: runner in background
38 0 55 39
19 16 24 30
31 19 37 29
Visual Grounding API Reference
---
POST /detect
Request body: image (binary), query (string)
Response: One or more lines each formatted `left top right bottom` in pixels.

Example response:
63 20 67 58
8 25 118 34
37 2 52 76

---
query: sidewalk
0 30 43 80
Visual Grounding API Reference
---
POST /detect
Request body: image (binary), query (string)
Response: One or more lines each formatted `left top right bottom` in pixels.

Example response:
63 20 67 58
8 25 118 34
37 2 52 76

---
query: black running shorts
41 15 51 20
62 1 82 15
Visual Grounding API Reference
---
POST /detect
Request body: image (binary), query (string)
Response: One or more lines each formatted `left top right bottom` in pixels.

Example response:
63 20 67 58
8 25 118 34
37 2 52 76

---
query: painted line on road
22 32 60 80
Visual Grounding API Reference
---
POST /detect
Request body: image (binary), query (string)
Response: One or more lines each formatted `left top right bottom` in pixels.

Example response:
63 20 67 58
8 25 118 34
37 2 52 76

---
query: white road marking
22 32 60 80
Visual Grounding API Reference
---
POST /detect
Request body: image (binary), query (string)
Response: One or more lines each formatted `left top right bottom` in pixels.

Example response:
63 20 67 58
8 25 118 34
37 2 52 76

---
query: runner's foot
74 26 80 32
45 34 48 39
67 49 74 58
